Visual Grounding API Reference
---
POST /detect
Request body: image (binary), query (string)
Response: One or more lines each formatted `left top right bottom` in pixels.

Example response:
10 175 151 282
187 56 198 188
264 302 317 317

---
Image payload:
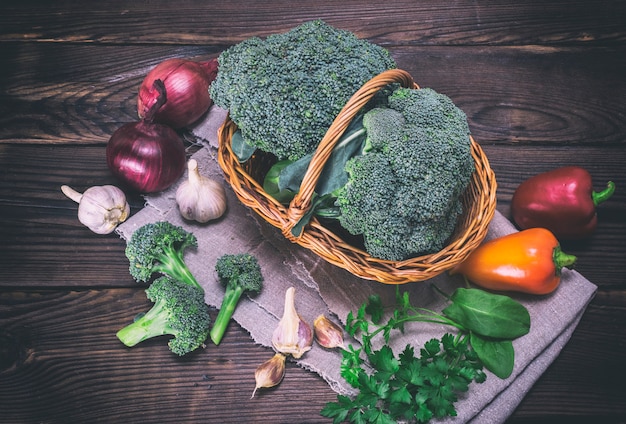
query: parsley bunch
321 286 530 423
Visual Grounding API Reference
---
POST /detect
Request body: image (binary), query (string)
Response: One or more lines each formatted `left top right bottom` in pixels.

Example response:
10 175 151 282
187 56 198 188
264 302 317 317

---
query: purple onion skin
137 58 218 129
106 120 186 193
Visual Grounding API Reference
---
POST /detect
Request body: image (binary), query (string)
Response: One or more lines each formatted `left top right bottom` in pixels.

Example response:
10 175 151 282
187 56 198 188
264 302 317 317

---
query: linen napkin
116 106 597 423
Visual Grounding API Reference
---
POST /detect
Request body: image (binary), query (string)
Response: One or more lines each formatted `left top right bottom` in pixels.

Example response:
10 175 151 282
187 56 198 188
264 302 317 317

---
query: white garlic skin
176 159 227 223
61 185 130 234
272 287 313 359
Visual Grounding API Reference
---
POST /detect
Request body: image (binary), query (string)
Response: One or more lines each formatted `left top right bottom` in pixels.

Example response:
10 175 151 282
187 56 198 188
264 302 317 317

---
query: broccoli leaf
231 130 257 163
277 113 367 197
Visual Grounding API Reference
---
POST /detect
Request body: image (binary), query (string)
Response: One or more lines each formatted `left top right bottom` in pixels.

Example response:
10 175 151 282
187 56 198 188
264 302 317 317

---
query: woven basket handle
285 69 417 235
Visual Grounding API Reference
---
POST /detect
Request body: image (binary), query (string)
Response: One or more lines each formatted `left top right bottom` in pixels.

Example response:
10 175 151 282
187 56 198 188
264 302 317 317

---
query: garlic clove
313 314 345 350
272 287 313 359
251 353 286 398
175 159 227 223
61 185 130 234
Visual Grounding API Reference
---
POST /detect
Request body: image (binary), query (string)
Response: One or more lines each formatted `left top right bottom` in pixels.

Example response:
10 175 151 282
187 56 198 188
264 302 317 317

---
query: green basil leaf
470 333 514 379
231 130 258 163
442 288 530 339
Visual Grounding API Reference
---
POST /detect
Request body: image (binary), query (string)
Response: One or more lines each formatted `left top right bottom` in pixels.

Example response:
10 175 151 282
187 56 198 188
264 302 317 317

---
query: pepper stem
592 181 615 206
553 245 577 275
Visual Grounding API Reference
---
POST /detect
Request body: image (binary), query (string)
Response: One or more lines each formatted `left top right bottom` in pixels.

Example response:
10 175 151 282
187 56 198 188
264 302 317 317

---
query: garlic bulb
61 184 130 234
272 287 313 359
176 159 227 223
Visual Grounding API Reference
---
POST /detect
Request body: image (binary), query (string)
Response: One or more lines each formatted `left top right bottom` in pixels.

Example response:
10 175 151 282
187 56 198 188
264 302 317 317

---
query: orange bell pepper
450 228 577 295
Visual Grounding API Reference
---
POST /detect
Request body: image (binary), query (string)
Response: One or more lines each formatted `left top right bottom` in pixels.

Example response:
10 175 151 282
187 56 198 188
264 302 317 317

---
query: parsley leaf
321 286 529 423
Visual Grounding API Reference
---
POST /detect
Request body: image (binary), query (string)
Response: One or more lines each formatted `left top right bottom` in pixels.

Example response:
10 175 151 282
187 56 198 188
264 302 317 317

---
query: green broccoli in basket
209 19 396 161
265 86 475 261
335 87 475 261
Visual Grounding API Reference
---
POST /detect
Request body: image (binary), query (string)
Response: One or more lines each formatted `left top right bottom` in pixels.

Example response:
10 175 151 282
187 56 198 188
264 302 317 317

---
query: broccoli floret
210 20 396 161
335 87 475 261
389 87 470 134
361 107 406 153
125 221 202 291
116 276 211 356
336 152 397 236
209 253 263 345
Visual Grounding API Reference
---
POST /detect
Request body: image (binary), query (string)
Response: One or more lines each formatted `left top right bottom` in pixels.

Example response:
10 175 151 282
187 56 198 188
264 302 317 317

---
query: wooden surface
1 1 625 423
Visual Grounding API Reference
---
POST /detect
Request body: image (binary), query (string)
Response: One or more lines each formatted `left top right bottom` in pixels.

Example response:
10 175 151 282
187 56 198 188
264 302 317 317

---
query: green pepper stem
553 245 577 275
592 181 615 206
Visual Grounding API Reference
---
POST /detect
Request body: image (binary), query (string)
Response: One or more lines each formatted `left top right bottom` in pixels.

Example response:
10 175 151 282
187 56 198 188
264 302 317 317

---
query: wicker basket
217 69 497 284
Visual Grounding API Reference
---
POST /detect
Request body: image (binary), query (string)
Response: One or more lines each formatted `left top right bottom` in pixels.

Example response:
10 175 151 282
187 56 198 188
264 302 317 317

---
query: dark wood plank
2 43 625 146
510 302 626 421
0 43 218 144
0 288 336 423
1 0 624 46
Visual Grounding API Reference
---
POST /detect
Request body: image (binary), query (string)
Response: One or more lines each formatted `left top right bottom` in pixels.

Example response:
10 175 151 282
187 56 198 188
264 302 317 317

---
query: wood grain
0 289 336 423
2 44 625 147
1 1 624 46
1 1 625 422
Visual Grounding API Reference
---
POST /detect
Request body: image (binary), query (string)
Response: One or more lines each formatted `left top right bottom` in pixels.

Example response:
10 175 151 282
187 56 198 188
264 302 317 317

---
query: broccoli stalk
125 221 202 292
116 276 211 356
210 254 263 345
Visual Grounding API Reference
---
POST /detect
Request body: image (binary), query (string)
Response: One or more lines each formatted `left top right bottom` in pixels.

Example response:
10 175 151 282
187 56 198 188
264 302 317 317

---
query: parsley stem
367 311 466 341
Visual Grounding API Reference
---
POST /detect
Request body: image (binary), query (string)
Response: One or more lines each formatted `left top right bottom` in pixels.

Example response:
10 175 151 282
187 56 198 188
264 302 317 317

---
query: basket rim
217 69 497 284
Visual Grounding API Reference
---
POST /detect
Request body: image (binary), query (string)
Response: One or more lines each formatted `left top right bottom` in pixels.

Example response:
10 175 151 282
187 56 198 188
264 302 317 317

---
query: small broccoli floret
210 20 396 161
389 87 470 135
335 87 475 261
210 253 264 345
125 221 202 291
361 107 406 153
116 276 211 356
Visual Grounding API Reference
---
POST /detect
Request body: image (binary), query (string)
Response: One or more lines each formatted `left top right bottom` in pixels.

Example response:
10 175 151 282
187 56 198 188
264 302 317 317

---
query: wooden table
1 1 625 423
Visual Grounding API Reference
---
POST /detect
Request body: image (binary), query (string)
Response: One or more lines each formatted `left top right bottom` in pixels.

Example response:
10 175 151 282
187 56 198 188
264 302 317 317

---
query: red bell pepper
511 166 615 240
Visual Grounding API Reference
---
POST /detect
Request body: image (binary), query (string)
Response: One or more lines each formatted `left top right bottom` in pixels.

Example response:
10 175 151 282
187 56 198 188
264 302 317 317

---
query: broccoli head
210 253 264 345
210 19 396 161
116 276 211 356
125 221 202 291
335 87 475 261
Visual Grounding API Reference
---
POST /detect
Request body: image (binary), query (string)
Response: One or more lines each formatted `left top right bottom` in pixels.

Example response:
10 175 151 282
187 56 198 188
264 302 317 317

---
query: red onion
107 81 186 193
137 58 218 129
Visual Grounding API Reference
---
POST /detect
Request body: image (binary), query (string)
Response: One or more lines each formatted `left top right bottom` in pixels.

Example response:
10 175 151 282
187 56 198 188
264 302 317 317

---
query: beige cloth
117 106 597 423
